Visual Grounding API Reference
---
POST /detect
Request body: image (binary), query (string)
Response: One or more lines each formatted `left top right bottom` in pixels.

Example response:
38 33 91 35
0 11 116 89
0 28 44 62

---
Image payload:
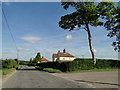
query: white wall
59 57 76 61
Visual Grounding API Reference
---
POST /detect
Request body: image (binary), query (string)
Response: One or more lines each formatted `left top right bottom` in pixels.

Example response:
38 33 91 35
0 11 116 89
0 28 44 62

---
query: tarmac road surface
52 70 119 88
2 66 85 88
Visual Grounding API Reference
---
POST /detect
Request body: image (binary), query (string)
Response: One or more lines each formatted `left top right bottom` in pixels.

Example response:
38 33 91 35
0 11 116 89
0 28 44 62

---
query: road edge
51 73 95 88
2 70 17 84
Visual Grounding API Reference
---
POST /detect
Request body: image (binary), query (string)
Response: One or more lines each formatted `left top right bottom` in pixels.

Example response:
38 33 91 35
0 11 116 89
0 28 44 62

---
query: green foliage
14 59 18 63
59 59 94 72
95 59 111 69
29 52 42 66
35 52 41 63
19 61 29 65
35 66 44 70
43 68 62 73
39 59 120 72
39 62 61 69
103 6 120 51
97 2 120 51
2 59 19 69
59 2 118 63
2 68 16 75
59 2 106 31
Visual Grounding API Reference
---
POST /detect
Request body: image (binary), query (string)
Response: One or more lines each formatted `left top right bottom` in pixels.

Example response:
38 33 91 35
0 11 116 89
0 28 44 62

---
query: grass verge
43 68 62 73
2 68 16 75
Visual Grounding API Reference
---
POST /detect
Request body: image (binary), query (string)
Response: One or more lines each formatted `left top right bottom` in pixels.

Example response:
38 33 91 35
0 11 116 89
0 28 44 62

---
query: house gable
52 49 76 62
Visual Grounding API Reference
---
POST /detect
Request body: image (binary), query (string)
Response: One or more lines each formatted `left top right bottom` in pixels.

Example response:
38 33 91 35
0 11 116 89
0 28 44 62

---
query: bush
43 68 62 73
36 66 44 70
2 59 19 69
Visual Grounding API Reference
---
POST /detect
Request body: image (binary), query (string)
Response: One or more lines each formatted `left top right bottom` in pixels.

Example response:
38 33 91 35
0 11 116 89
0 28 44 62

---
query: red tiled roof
41 57 50 62
58 52 74 57
53 52 75 57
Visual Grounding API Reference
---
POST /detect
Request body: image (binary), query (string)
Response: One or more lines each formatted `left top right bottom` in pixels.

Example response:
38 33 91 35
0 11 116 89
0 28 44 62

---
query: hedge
38 58 120 72
19 61 29 65
2 59 19 69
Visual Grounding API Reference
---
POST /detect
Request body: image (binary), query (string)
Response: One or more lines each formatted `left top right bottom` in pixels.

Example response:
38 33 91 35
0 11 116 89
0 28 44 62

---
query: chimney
58 50 60 53
63 49 66 53
42 56 44 58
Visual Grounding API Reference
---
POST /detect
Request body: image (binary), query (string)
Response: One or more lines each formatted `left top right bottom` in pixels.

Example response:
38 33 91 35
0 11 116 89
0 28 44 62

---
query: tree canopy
104 6 120 52
59 1 117 64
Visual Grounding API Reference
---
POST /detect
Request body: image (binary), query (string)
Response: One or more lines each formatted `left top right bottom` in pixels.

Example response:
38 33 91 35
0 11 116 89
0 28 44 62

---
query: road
2 66 84 88
53 70 119 88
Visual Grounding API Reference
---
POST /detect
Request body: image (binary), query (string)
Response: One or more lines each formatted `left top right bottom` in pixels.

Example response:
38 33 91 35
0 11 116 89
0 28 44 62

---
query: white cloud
17 47 29 51
65 34 73 40
21 36 41 44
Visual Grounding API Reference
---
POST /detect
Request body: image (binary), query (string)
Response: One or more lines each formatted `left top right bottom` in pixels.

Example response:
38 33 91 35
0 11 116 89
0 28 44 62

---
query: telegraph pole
17 48 19 60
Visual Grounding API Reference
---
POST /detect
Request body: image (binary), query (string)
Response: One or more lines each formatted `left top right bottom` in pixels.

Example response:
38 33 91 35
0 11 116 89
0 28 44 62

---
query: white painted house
52 49 76 62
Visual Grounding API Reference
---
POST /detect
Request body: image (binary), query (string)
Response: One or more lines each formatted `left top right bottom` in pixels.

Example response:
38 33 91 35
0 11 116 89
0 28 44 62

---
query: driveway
2 66 84 88
52 70 119 88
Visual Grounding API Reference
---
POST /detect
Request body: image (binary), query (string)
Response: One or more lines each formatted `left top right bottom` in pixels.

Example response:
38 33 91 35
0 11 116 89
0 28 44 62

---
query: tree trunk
85 23 96 65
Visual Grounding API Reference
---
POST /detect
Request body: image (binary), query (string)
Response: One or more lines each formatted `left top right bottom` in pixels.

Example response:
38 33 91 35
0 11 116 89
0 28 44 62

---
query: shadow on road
75 80 120 86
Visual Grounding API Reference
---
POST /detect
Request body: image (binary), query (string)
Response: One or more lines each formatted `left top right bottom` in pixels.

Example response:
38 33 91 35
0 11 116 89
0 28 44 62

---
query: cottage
41 56 50 63
52 49 76 62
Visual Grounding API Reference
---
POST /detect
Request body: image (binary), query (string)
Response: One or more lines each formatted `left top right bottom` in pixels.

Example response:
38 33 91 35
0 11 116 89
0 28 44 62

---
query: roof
41 57 50 62
57 52 75 57
53 50 75 57
53 54 57 57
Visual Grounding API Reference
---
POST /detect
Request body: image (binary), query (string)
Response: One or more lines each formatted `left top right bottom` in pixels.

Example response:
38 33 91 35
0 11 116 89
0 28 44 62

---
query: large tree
59 1 116 64
102 3 120 52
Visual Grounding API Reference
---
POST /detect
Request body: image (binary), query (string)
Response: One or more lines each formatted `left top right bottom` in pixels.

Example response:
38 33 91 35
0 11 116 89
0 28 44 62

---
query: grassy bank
2 68 16 75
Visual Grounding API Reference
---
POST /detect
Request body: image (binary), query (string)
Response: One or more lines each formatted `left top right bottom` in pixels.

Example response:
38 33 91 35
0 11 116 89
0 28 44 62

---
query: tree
28 58 33 65
14 58 19 64
101 3 119 52
30 58 33 62
34 52 41 63
59 1 116 64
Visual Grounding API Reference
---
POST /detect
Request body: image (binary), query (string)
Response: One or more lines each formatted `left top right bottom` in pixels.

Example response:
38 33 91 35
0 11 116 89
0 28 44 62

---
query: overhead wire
2 8 18 50
2 7 19 59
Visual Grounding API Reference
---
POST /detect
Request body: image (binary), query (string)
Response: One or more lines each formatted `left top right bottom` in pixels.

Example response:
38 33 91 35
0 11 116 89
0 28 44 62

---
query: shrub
2 59 19 69
43 68 62 73
36 66 44 70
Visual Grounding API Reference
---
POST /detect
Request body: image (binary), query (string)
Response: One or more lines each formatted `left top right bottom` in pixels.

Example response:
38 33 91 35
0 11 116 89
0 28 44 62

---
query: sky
2 2 119 61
